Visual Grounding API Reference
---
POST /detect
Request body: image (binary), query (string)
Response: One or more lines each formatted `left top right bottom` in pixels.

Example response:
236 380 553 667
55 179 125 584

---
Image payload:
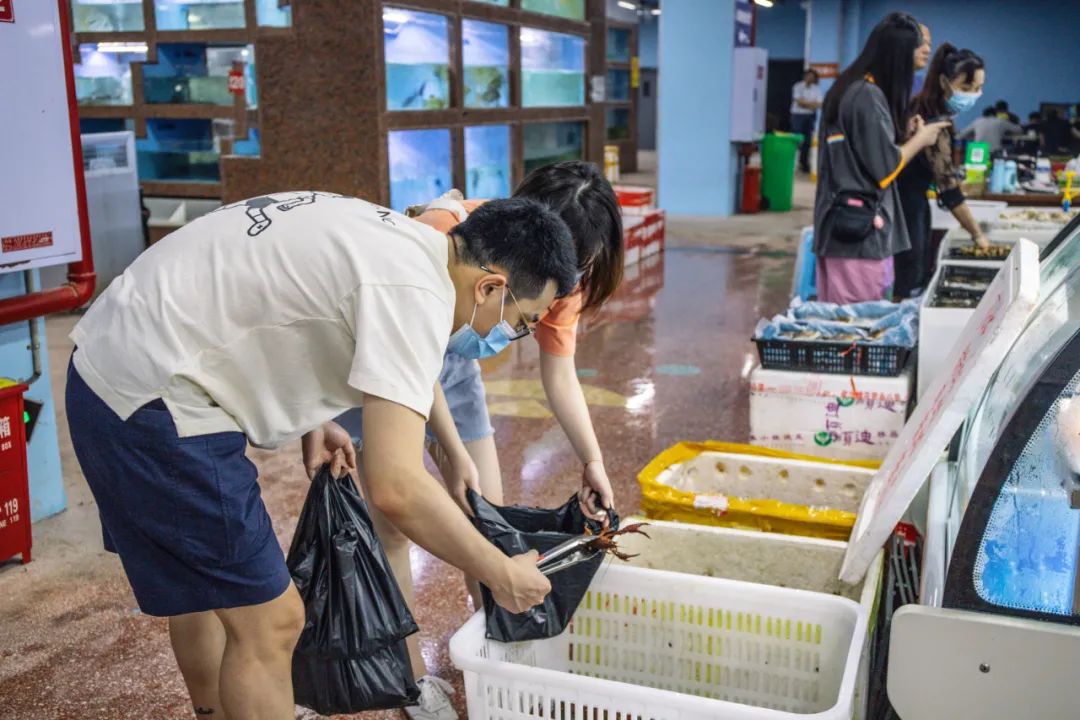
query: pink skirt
816 256 894 305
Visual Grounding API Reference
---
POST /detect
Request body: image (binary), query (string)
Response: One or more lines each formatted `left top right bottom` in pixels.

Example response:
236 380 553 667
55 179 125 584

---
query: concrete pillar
656 0 736 216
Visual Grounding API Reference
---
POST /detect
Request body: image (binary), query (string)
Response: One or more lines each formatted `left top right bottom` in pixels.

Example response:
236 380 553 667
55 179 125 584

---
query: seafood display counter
888 208 1080 720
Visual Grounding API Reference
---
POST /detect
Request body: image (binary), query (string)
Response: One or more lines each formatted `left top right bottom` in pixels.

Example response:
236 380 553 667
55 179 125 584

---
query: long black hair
513 161 623 311
910 43 985 120
823 12 922 142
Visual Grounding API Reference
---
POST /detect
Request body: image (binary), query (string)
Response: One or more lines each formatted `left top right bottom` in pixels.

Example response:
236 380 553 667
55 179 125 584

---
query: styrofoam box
749 367 913 461
917 265 976 399
619 520 885 720
937 226 1059 266
450 564 868 720
614 184 657 215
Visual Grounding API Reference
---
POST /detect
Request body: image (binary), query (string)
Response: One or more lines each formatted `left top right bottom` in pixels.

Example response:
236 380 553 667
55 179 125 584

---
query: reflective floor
0 209 803 717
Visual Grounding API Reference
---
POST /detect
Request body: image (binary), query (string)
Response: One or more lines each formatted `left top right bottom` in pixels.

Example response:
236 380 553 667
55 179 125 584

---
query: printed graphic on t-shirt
213 191 358 237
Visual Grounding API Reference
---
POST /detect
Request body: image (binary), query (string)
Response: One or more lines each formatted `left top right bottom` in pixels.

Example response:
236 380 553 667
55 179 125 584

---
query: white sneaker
404 675 458 720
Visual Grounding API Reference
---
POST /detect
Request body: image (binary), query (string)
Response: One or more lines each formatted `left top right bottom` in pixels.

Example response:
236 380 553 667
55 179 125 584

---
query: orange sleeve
535 290 583 357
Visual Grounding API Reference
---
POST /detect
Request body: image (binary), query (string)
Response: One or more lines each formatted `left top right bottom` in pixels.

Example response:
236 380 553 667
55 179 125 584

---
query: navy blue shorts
65 356 291 617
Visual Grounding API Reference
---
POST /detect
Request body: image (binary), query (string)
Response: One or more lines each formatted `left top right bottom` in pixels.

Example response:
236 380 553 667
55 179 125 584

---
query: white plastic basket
450 565 868 720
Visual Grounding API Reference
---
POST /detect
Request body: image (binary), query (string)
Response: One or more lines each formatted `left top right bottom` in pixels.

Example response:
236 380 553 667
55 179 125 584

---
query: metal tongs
536 535 601 576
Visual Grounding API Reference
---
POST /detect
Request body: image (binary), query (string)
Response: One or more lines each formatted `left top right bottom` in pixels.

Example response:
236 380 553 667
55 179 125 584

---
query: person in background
1040 108 1072 154
814 13 948 305
346 161 624 720
959 106 1022 152
1024 111 1043 134
791 69 823 173
66 194 574 720
995 99 1021 125
911 23 933 93
896 44 990 300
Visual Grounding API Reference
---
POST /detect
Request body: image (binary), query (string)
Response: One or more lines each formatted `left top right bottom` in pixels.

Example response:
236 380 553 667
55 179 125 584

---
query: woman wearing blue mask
895 43 988 299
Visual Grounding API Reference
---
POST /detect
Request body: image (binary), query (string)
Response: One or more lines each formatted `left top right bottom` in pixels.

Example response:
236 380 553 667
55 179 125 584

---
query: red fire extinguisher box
0 381 31 565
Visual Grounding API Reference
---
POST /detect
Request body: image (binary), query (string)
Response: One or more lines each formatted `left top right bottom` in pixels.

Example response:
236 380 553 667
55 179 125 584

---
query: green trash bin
761 132 803 212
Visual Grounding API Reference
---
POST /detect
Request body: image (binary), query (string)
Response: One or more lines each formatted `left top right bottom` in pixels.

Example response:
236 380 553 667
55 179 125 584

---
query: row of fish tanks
70 0 292 32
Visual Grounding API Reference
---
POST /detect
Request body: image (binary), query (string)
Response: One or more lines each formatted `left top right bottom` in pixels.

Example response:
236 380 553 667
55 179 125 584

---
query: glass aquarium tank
463 20 509 109
388 128 452 212
606 107 631 142
72 0 145 32
80 118 136 134
465 125 511 199
154 0 246 30
384 8 451 111
136 118 221 182
521 0 585 21
607 68 631 102
256 0 292 27
607 27 632 63
523 121 583 175
74 43 148 106
944 221 1080 623
230 128 261 157
468 0 509 5
520 28 585 107
142 44 253 106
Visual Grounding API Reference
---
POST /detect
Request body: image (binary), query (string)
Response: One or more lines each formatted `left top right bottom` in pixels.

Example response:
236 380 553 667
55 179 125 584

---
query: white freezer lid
839 240 1041 583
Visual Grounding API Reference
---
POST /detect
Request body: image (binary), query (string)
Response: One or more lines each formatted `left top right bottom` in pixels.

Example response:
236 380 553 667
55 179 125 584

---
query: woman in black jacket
895 44 990 299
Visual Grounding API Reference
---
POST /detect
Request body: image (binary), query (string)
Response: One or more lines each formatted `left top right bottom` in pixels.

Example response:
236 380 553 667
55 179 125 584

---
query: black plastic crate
754 338 912 376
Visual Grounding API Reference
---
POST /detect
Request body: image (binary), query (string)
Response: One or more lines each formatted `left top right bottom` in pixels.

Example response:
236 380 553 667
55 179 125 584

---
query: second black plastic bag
288 465 420 714
468 489 618 643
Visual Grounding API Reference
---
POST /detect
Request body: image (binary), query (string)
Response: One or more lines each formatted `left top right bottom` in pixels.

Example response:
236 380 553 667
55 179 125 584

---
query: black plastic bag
288 466 420 714
468 489 619 643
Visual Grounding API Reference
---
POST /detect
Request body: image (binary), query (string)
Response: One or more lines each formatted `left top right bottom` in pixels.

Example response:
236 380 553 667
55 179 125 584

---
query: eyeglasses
481 265 534 341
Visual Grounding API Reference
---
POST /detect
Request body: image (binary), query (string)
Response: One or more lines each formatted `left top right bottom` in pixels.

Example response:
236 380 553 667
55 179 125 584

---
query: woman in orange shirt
352 161 624 720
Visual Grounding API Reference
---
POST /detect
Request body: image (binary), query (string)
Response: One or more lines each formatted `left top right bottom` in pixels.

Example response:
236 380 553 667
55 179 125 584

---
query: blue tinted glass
384 9 450 111
521 28 585 107
388 128 452 212
463 20 509 109
465 125 511 199
154 0 245 30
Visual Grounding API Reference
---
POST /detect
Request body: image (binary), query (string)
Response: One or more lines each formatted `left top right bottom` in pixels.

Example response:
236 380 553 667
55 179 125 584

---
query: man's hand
579 460 615 525
301 421 357 480
973 232 991 251
433 443 481 515
488 550 552 614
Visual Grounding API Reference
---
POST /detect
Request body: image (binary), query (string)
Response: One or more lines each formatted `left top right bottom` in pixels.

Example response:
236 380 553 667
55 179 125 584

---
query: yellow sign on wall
631 56 640 89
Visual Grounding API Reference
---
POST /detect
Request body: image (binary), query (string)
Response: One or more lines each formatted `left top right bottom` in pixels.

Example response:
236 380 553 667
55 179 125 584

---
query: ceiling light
755 0 774 7
651 8 661 15
617 1 637 10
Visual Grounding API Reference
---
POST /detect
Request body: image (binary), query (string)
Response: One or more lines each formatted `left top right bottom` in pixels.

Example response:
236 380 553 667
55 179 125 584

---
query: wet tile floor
0 246 793 719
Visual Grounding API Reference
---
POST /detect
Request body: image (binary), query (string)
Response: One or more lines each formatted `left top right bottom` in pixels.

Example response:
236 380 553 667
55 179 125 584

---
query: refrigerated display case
255 0 292 27
465 125 511 199
388 128 452 212
520 28 585 107
607 27 631 63
75 42 148 106
72 0 145 32
463 20 510 109
383 8 451 111
884 217 1080 719
606 107 631 142
523 121 583 175
154 0 246 30
607 68 631 102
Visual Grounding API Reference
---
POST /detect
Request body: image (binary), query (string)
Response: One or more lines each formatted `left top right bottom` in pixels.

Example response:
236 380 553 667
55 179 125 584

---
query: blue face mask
446 288 517 360
947 90 981 115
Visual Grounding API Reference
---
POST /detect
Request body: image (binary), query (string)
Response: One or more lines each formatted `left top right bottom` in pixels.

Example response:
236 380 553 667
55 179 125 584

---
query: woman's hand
907 114 925 139
434 443 481 516
580 460 615 525
301 421 357 480
914 119 951 150
973 232 991 250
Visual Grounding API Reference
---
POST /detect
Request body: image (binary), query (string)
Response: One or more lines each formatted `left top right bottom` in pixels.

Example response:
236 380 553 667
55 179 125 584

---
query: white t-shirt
71 191 455 448
791 81 823 115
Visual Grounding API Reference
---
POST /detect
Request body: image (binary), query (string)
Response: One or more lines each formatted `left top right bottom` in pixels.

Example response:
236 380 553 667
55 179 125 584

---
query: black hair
823 12 921 142
995 100 1009 111
513 161 624 311
1029 111 1042 119
453 197 578 299
910 43 984 119
984 107 998 118
804 68 820 82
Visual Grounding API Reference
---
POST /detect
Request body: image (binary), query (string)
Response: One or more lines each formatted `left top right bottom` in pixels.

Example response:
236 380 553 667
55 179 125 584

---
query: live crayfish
581 522 651 562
